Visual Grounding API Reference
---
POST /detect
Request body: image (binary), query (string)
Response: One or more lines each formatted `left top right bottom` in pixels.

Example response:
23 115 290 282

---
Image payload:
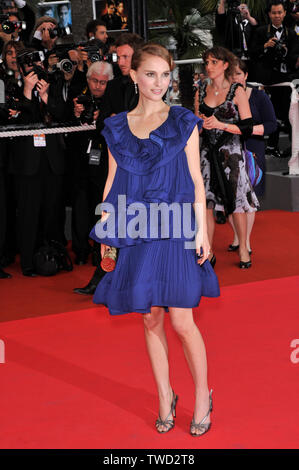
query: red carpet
1 275 299 449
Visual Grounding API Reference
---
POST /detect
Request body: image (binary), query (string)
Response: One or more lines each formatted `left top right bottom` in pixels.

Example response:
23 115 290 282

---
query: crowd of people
0 0 298 281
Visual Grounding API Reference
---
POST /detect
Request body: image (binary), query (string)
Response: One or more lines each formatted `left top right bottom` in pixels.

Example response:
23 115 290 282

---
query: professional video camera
76 94 98 125
0 13 26 34
79 39 117 64
17 50 48 81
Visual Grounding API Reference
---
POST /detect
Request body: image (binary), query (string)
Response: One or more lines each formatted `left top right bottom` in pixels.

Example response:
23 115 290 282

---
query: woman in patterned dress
194 47 263 269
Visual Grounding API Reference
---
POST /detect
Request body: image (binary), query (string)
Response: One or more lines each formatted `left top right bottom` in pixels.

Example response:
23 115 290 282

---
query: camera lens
60 59 73 73
90 53 100 63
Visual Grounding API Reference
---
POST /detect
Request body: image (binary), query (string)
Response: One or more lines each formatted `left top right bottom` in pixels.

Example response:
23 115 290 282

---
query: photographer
0 124 12 279
86 19 108 44
250 0 299 157
8 47 67 276
70 61 113 266
216 1 258 58
96 32 144 128
0 0 35 52
285 0 299 31
30 16 58 56
0 40 24 268
0 51 22 279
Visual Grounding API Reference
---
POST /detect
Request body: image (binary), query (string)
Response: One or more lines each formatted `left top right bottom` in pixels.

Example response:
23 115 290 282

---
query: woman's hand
101 244 109 259
196 231 210 265
202 115 223 130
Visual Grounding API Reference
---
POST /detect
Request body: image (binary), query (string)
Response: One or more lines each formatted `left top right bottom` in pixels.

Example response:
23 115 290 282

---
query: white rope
0 124 96 138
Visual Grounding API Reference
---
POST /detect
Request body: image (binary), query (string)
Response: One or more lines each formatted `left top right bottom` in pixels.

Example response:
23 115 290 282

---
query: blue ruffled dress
90 106 220 315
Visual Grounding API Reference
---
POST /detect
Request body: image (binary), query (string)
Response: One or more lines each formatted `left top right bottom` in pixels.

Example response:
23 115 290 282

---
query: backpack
33 240 73 276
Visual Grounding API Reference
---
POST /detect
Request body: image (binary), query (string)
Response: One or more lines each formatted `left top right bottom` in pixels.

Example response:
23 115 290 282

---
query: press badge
89 148 101 165
33 134 46 147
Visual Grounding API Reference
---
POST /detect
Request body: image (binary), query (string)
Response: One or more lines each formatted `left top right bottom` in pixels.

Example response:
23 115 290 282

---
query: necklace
212 83 229 96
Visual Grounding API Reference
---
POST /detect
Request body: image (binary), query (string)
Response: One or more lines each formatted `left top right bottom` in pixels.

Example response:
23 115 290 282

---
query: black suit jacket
215 13 255 54
249 24 299 73
96 75 138 130
8 85 67 176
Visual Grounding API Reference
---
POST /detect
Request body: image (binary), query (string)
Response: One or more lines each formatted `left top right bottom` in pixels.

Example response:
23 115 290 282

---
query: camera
227 0 241 12
272 38 287 61
0 13 26 34
17 50 48 81
49 25 71 39
50 44 76 74
80 39 117 64
76 94 98 124
17 50 45 68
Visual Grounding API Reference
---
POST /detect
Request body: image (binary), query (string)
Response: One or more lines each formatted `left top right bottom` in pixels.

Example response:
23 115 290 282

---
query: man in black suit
74 32 144 295
216 1 258 59
96 32 144 128
249 0 299 157
0 138 12 279
8 48 67 276
70 61 113 265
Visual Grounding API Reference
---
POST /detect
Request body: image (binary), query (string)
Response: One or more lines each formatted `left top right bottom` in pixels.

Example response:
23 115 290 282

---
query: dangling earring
134 82 138 94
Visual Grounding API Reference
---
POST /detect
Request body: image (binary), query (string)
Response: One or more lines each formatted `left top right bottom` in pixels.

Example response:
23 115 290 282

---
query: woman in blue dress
90 43 219 436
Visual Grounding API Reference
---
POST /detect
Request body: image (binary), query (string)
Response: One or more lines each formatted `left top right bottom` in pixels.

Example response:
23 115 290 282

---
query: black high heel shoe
190 389 213 437
239 259 252 269
228 244 239 252
239 250 252 269
155 390 178 434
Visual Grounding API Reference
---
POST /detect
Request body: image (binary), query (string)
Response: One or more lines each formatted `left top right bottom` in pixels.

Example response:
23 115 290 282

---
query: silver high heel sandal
190 389 213 437
155 390 178 434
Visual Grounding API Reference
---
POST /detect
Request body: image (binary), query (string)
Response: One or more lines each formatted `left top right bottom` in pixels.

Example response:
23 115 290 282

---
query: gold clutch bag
100 246 118 272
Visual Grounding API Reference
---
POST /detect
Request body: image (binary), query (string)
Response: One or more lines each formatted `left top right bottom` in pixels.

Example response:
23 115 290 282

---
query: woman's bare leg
246 212 255 252
229 212 255 252
143 306 173 432
228 214 239 246
232 212 250 262
169 307 211 435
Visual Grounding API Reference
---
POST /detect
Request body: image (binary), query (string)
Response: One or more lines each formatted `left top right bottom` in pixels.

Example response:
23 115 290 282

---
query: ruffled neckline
101 106 202 175
125 106 173 141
